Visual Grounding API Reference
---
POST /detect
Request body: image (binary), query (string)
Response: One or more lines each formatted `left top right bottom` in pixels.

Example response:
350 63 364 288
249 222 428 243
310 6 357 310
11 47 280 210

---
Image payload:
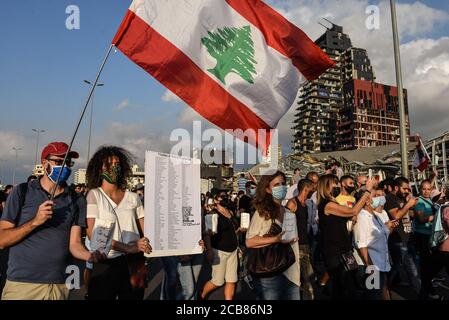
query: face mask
249 188 257 197
47 164 72 185
102 165 121 184
345 186 356 194
371 196 386 209
272 185 288 200
219 197 231 209
231 194 237 201
332 187 341 198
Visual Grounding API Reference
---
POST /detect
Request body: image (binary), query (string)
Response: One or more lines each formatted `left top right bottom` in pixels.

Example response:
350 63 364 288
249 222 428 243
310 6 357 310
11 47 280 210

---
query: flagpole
50 44 114 200
411 166 419 195
390 0 409 178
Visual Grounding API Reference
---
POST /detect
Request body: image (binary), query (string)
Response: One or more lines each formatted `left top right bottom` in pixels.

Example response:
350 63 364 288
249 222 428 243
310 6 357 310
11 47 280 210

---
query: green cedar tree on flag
113 0 335 152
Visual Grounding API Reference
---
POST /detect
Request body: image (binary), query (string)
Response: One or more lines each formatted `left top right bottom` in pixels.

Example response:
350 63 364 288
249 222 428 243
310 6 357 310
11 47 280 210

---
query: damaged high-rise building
293 23 410 153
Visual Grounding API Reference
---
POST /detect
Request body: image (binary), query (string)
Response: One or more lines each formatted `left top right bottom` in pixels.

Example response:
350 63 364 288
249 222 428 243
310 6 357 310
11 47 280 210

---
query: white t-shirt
353 209 391 272
87 188 145 259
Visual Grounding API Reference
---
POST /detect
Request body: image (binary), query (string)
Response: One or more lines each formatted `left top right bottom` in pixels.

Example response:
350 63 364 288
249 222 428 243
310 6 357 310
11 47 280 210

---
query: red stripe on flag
225 0 335 81
112 10 272 151
416 159 429 172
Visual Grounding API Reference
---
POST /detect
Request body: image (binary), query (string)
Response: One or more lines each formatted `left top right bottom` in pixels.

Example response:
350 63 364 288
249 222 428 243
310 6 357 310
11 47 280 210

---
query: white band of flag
113 0 334 151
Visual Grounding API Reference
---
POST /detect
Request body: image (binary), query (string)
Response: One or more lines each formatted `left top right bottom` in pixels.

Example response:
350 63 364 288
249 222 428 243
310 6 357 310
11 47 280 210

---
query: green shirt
413 197 434 235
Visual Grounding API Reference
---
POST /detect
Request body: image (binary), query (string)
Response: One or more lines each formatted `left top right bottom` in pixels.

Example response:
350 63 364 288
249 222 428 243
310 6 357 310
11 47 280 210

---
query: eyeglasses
46 158 75 168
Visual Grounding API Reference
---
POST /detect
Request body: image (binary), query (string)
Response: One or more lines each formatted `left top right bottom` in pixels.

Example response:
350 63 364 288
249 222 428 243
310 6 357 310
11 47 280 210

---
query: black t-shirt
211 211 239 253
0 191 6 217
238 194 254 214
384 193 412 243
318 199 352 269
294 198 309 245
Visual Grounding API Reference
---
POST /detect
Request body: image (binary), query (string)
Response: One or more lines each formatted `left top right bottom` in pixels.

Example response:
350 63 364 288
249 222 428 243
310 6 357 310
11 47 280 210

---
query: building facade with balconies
294 23 410 153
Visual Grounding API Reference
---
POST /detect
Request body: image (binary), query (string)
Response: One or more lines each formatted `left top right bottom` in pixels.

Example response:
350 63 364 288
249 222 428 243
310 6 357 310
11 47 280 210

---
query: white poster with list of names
145 151 202 257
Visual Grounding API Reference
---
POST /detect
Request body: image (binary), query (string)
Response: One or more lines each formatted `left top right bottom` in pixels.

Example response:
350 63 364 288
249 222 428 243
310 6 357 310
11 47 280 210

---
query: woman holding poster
85 146 152 300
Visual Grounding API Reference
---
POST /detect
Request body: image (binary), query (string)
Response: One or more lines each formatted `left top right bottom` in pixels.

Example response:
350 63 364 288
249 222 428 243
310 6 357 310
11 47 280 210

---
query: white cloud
114 99 130 111
0 130 38 184
177 107 202 124
162 90 182 103
98 122 172 165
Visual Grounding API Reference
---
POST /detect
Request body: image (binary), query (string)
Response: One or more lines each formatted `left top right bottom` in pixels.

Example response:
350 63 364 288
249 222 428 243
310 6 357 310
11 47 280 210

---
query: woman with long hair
246 171 300 300
85 146 152 300
317 174 374 300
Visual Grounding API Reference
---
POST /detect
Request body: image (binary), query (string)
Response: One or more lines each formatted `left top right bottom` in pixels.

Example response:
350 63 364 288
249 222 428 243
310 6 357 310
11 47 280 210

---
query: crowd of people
0 144 448 301
194 164 449 301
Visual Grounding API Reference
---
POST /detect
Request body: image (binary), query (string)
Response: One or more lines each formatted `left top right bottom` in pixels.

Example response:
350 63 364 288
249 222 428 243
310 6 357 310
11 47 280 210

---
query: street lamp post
83 80 104 165
32 129 45 167
12 147 22 185
0 159 6 185
390 0 409 178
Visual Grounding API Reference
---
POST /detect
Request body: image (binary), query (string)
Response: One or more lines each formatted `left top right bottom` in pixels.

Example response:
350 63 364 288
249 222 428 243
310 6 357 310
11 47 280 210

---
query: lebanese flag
413 137 430 172
112 0 334 151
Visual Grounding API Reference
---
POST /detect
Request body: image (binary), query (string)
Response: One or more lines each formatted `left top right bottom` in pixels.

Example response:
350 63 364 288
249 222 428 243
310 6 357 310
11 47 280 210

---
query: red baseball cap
41 142 79 163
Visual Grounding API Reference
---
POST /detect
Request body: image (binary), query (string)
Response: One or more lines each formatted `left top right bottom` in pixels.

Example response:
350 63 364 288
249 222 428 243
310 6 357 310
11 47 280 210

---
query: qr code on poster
182 206 193 225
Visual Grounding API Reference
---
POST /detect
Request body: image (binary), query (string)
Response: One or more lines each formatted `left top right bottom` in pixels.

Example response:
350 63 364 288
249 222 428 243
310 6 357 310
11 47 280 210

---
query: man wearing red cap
0 142 103 300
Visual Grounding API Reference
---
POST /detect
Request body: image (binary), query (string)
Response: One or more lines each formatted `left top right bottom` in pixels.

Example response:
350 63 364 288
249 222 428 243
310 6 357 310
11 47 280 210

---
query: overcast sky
0 0 448 184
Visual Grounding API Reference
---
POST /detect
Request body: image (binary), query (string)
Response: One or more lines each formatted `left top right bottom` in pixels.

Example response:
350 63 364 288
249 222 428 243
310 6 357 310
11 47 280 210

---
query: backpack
17 183 29 214
14 182 80 224
0 183 28 285
430 203 449 248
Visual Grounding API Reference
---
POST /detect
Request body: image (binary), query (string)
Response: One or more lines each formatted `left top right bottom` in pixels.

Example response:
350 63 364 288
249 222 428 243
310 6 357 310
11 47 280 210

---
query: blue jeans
160 256 179 300
253 274 301 300
388 241 421 294
177 254 204 300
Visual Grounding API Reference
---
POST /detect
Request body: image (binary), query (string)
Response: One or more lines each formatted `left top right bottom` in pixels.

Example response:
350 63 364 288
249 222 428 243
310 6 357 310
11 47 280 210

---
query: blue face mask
272 185 287 200
371 196 386 209
47 165 72 184
249 188 256 197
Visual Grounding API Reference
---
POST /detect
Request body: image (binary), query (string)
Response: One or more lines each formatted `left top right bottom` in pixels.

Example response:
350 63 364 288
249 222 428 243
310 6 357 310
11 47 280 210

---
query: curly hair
86 146 134 191
252 170 286 221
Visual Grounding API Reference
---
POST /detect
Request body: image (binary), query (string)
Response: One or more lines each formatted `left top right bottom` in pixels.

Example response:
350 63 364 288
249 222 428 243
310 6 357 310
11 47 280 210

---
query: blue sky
0 0 448 185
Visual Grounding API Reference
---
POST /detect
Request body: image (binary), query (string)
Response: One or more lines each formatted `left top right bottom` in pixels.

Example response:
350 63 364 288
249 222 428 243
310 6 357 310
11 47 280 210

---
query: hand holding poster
145 151 203 257
90 219 115 256
281 209 298 242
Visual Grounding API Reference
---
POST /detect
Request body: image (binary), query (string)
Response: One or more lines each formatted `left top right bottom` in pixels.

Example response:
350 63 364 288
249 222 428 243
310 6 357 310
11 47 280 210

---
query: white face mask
371 196 386 210
231 194 237 201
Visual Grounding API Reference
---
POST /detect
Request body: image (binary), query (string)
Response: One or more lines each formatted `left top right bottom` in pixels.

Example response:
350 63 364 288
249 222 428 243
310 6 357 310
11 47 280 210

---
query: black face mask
219 197 232 209
332 187 341 198
345 186 356 194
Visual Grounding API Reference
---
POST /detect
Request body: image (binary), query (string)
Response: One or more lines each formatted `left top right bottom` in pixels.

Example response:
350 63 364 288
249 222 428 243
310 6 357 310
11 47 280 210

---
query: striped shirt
238 178 248 192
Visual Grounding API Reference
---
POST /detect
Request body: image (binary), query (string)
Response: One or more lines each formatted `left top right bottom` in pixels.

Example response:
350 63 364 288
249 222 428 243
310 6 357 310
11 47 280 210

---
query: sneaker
317 282 331 297
432 277 446 284
428 293 444 300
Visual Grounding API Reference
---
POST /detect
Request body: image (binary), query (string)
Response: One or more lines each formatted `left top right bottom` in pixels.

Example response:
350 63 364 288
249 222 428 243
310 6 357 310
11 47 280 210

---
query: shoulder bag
246 218 296 278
